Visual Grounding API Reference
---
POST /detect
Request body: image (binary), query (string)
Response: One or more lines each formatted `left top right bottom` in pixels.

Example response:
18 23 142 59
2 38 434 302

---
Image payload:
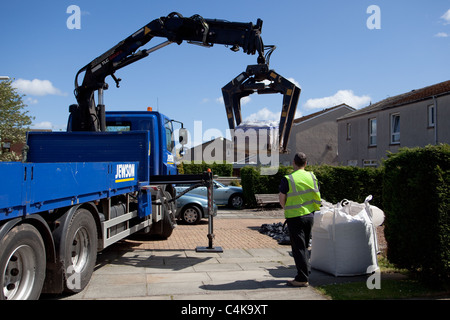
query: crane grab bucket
222 64 301 154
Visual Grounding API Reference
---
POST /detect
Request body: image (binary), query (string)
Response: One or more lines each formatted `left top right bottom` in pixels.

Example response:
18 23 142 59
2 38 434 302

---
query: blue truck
0 113 186 300
0 12 300 299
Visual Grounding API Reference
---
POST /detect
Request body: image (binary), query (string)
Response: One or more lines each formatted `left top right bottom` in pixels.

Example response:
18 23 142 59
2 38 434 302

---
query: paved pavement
48 208 373 300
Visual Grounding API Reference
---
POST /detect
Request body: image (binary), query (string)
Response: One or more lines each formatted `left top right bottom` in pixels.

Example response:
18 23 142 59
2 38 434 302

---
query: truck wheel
0 224 46 300
181 205 202 225
150 191 176 239
62 208 97 293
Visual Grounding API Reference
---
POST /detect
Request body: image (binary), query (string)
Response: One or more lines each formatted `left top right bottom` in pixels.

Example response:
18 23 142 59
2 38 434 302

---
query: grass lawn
315 256 450 300
316 278 447 300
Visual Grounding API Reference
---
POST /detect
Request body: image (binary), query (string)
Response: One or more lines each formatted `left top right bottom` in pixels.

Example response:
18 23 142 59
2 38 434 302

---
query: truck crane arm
70 12 299 152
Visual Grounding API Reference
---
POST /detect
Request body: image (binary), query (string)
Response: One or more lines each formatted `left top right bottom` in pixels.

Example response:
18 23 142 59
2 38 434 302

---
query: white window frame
363 159 378 167
390 113 400 144
428 104 435 128
369 118 377 146
346 123 352 140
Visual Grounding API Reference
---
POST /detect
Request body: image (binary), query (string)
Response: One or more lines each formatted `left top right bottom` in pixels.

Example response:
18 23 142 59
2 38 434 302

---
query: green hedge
178 161 233 177
240 165 383 208
240 166 293 206
382 144 450 284
310 165 384 209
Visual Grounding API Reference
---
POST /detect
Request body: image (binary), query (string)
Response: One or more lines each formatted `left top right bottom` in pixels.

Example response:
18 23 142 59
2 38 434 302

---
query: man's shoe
287 280 309 287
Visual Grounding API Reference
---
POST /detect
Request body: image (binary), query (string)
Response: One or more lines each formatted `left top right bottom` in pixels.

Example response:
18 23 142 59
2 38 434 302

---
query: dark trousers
286 214 314 282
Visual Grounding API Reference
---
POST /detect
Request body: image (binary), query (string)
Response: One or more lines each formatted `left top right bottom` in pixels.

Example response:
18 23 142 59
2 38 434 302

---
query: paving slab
207 269 270 282
57 245 329 300
192 263 244 272
82 273 148 299
148 281 207 296
48 211 343 300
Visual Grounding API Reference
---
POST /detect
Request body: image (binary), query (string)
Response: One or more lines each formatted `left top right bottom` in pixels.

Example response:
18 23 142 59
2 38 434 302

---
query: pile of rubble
259 222 290 245
259 221 313 247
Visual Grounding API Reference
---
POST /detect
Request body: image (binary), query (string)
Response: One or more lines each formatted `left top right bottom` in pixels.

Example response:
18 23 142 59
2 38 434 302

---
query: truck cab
105 110 179 177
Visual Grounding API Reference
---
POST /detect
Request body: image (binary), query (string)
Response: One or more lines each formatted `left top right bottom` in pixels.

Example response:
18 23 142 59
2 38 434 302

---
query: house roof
294 103 355 124
338 80 450 121
185 136 231 151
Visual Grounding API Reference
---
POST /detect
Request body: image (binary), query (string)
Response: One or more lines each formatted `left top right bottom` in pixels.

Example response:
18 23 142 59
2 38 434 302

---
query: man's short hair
294 152 307 167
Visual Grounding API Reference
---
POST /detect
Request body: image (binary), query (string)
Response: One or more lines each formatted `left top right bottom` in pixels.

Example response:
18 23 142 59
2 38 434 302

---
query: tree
0 80 34 161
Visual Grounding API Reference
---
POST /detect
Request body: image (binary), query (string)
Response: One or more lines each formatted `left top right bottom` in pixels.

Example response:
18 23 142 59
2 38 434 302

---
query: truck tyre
0 224 46 300
150 191 176 239
62 208 97 293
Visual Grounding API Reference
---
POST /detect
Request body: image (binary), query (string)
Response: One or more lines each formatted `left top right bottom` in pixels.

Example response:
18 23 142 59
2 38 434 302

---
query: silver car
175 181 244 209
176 193 218 225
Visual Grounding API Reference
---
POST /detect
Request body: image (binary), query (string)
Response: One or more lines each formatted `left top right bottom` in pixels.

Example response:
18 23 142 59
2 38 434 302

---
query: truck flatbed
0 161 141 221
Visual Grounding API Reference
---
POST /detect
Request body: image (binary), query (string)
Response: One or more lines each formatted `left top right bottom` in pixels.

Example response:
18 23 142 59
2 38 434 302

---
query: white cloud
215 97 224 104
241 96 251 105
12 79 66 96
32 121 53 130
25 97 39 105
303 90 371 110
441 9 450 24
287 77 301 89
216 96 251 105
31 122 66 131
244 107 303 124
435 32 449 38
245 107 279 122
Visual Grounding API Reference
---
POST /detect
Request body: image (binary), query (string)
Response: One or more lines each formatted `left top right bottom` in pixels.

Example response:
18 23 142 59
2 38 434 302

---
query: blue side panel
0 161 147 221
29 162 110 212
27 131 150 183
0 163 27 220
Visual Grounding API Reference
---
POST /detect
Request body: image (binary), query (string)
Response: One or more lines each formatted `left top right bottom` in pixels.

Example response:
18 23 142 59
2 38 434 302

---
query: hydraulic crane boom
69 12 300 153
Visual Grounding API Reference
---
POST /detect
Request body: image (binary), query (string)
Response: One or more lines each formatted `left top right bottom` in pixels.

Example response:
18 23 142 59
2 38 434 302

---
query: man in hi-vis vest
279 152 321 287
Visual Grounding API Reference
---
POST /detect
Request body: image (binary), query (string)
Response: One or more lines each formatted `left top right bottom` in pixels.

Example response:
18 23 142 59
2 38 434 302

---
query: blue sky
1 0 450 147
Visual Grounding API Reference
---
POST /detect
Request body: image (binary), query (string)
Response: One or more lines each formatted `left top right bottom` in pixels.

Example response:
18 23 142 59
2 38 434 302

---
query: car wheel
229 194 244 209
181 205 202 225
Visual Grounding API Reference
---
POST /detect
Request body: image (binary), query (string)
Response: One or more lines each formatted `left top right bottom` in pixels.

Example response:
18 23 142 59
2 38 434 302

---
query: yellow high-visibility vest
284 169 321 218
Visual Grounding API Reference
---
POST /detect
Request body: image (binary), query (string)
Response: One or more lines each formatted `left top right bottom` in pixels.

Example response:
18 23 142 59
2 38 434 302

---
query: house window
391 113 400 144
428 104 435 127
346 123 352 140
363 159 377 167
369 118 377 146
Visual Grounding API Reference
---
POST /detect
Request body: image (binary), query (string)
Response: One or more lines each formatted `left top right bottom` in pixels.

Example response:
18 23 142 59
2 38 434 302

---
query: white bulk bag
234 121 278 153
310 195 384 276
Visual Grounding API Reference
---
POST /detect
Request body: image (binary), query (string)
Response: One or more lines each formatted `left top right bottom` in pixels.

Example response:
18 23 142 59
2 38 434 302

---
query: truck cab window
164 119 175 152
106 121 131 132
